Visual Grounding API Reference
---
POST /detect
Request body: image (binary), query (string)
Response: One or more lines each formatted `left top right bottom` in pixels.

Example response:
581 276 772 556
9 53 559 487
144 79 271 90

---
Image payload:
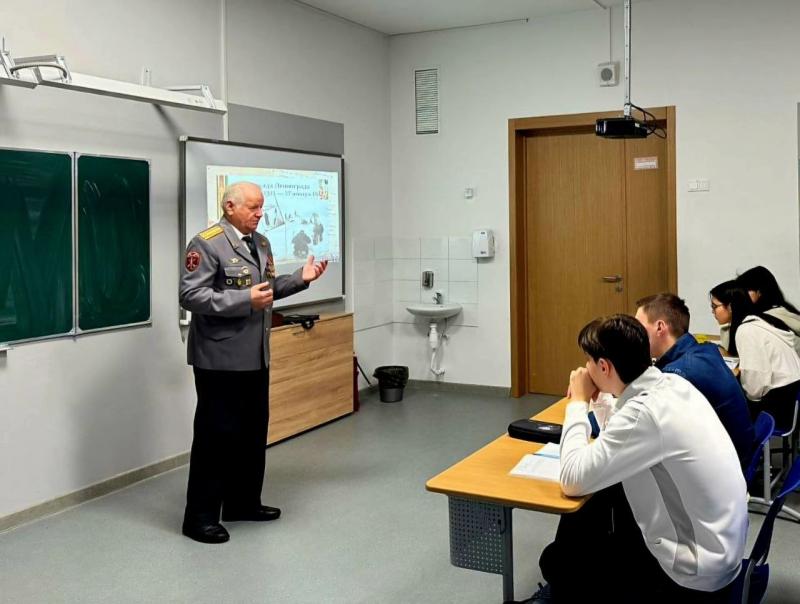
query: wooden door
525 129 627 394
512 109 674 396
623 135 670 310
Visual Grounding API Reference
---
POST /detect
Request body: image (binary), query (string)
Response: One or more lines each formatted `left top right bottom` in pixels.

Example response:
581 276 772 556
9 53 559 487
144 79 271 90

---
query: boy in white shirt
533 315 747 603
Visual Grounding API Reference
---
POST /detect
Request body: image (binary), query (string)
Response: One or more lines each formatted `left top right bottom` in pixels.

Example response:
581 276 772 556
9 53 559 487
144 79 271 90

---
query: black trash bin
373 365 409 402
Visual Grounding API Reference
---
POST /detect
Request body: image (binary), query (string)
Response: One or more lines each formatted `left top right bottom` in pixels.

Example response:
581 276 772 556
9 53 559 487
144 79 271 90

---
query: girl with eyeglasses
709 280 800 426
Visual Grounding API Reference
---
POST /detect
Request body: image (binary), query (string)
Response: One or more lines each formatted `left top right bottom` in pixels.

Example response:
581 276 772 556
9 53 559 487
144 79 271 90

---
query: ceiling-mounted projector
596 0 662 139
595 116 648 139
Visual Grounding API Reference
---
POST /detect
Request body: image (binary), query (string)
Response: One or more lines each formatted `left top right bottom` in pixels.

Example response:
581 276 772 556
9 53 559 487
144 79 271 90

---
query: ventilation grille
415 68 439 135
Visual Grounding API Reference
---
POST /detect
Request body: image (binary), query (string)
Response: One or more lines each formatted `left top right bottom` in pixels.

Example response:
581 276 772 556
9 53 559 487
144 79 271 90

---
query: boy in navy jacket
635 293 754 467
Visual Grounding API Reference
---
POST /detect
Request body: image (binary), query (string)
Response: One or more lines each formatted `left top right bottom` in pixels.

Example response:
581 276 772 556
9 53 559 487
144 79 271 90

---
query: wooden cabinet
267 313 354 444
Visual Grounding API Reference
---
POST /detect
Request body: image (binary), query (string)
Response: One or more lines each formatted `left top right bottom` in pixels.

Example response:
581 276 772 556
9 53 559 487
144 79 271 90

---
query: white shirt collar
227 222 248 241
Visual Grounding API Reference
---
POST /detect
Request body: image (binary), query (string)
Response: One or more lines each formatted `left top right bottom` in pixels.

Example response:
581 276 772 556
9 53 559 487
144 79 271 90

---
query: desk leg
502 506 514 603
448 497 514 602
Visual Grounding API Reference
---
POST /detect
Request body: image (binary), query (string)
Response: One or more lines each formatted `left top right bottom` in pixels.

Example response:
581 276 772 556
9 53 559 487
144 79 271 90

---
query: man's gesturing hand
302 255 329 283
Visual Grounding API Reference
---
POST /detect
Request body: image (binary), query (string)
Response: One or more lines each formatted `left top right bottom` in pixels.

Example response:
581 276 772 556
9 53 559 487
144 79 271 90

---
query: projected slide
205 166 341 265
183 137 344 308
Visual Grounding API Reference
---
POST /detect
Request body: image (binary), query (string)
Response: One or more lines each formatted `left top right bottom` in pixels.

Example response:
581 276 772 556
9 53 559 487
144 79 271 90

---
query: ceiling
295 0 624 35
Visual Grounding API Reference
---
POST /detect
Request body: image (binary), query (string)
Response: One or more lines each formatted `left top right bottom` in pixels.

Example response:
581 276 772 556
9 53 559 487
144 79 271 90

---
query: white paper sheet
509 443 561 481
722 356 739 371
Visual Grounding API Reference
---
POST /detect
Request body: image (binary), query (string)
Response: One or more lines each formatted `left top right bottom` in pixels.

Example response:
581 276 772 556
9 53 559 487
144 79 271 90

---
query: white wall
389 0 800 387
0 0 223 519
0 0 392 517
226 0 394 388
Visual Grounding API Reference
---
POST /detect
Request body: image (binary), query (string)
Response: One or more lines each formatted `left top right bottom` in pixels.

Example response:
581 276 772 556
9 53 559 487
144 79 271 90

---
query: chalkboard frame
74 152 152 335
0 146 152 346
0 145 75 346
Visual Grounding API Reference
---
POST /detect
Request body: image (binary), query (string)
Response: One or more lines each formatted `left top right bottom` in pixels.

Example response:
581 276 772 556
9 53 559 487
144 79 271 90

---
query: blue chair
731 454 800 603
744 412 775 488
750 400 800 521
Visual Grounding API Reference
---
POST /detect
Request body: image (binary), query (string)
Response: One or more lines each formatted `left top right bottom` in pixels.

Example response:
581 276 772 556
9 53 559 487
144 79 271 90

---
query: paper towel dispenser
472 229 495 258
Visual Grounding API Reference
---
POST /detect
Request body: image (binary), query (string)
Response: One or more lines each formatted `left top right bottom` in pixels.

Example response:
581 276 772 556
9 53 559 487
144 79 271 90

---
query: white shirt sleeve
589 392 617 430
559 399 664 497
736 324 773 401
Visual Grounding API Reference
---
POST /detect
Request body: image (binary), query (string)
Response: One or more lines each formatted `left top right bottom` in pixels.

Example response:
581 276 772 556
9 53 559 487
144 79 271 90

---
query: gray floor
2 388 800 604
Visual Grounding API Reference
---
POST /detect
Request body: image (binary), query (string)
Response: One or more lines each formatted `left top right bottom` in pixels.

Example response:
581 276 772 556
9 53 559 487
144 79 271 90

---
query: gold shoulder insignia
199 225 223 240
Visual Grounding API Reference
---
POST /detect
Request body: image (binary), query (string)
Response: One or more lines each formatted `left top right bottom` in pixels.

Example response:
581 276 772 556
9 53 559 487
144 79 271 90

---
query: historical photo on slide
206 165 341 265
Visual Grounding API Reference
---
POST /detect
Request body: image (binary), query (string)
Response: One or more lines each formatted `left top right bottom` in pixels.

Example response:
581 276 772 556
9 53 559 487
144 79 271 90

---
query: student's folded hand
568 367 600 403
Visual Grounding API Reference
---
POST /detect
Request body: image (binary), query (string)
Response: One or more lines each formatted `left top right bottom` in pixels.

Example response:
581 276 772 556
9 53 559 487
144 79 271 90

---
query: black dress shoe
182 522 230 544
222 505 281 522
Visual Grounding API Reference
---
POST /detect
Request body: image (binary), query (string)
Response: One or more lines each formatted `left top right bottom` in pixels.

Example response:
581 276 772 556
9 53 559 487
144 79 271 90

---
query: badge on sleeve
186 251 201 272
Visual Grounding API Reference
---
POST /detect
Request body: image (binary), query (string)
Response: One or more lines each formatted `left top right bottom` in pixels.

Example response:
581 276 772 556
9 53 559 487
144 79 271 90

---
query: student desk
425 398 588 603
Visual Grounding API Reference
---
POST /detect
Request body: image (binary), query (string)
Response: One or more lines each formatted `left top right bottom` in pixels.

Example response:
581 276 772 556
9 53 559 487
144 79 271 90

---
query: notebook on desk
509 443 561 482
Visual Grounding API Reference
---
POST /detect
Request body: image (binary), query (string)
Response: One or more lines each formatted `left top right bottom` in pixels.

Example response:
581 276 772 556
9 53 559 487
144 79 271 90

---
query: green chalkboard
77 155 150 331
0 149 73 344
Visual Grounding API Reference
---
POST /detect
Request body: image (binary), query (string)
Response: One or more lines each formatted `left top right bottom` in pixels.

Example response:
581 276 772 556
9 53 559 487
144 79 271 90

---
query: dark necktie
242 235 259 267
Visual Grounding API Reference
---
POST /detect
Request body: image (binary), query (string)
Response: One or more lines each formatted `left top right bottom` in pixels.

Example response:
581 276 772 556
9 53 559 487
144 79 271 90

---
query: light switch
688 179 710 192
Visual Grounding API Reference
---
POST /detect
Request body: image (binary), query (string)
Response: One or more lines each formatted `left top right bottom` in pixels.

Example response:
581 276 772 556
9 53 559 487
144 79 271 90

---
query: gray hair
220 181 260 214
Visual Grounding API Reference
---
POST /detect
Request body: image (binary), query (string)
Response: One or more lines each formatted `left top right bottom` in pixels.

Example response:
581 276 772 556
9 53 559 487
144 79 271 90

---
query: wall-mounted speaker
597 62 619 87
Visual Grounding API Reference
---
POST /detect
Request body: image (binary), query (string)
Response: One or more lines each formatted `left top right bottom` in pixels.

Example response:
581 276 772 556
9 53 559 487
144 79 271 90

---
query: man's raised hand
302 255 329 283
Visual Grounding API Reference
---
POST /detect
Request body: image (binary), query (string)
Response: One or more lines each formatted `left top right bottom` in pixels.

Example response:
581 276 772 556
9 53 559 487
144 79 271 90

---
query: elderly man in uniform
180 181 327 544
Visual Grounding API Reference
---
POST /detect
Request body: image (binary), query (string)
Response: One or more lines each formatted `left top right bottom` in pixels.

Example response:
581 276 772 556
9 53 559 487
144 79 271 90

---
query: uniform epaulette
199 225 223 240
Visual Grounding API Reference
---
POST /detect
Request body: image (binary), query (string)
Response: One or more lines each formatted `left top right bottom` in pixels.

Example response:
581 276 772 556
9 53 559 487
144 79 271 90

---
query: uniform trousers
539 483 735 603
184 365 270 526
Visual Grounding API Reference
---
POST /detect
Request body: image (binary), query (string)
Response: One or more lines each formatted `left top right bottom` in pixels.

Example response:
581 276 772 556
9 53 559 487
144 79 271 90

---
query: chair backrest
736 454 800 604
775 398 799 437
750 452 800 566
744 412 775 487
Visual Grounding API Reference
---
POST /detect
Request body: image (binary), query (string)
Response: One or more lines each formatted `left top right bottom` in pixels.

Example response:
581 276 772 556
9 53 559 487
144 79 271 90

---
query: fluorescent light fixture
0 73 36 89
35 72 227 114
0 41 225 114
0 47 37 88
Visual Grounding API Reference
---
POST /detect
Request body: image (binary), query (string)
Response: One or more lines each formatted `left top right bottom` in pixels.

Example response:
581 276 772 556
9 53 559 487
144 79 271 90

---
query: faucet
433 291 443 305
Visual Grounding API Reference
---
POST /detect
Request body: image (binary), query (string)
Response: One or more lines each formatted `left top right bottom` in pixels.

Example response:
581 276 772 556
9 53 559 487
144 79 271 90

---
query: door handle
601 275 623 283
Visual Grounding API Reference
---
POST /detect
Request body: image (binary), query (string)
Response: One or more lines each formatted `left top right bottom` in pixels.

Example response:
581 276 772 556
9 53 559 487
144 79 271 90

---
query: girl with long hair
710 280 800 426
736 266 800 349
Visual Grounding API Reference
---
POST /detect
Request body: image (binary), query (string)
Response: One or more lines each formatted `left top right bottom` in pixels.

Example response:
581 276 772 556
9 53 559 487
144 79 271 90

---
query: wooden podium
267 313 354 444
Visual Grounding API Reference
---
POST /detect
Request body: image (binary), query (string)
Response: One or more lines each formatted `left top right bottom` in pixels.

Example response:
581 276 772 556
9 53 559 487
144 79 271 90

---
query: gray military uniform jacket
180 217 308 371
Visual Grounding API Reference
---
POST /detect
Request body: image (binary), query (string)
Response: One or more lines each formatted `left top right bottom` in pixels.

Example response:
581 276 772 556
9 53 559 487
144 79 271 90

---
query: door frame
508 107 677 397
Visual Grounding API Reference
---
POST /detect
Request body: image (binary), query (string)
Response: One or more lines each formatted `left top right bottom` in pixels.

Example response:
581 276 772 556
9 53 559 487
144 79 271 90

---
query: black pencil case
507 419 562 444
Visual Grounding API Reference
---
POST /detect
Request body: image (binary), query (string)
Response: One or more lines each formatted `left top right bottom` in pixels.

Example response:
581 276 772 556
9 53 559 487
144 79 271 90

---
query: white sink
406 303 462 319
